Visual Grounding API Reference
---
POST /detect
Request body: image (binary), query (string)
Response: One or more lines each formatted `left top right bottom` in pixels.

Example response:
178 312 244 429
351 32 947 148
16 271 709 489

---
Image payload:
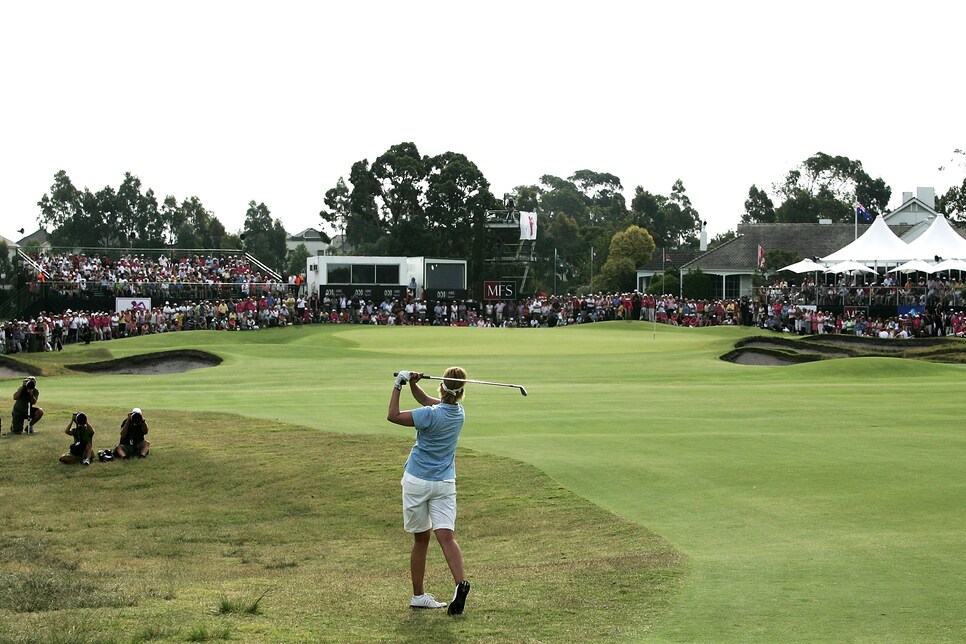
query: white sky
2 1 964 246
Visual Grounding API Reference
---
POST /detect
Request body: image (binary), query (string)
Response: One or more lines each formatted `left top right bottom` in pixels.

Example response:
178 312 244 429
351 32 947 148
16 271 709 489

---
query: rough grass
0 404 684 643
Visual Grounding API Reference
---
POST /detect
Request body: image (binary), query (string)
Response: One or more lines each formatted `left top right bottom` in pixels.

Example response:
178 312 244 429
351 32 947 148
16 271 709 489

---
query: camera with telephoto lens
24 378 35 390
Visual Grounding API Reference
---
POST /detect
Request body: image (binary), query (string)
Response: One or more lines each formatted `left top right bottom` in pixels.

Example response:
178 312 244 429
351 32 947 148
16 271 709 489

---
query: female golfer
387 367 471 615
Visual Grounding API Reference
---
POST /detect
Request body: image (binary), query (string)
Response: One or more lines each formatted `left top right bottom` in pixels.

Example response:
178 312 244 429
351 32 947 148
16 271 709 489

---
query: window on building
352 264 376 284
376 264 399 284
327 264 350 283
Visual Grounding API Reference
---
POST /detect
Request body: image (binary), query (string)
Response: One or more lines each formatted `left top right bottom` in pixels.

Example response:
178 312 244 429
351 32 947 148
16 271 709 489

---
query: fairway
3 322 966 642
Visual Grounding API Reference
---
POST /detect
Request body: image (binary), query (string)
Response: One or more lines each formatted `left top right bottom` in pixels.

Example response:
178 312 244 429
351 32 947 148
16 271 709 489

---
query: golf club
394 373 528 396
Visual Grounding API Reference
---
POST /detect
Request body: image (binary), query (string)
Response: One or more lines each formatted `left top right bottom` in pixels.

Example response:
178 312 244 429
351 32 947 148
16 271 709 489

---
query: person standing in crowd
60 412 95 465
114 407 151 458
387 368 472 615
11 376 44 434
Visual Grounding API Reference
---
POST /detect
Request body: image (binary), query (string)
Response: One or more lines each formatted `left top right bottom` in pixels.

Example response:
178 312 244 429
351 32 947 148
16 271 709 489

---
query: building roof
287 227 330 243
0 234 17 248
17 229 48 246
683 222 916 272
638 247 704 272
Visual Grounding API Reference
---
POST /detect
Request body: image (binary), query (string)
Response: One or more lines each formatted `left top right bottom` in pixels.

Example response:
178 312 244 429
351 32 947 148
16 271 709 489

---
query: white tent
821 216 911 263
825 260 875 274
887 259 935 274
929 258 966 273
904 214 966 261
779 258 826 273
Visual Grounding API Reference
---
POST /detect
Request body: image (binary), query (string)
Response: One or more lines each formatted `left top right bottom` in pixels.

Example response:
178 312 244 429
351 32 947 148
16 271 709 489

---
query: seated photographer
11 376 44 434
114 407 150 458
60 412 95 465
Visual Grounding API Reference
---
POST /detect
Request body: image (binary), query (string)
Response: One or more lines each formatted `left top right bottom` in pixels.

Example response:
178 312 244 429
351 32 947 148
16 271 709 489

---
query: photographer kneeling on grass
11 376 44 434
114 407 150 458
60 412 94 465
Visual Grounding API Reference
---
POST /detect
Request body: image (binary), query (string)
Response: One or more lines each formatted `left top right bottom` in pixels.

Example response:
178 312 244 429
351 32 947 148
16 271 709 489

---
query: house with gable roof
636 187 954 299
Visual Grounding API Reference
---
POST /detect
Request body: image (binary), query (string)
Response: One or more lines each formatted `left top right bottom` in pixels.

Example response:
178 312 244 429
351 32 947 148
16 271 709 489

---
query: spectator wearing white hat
114 407 150 458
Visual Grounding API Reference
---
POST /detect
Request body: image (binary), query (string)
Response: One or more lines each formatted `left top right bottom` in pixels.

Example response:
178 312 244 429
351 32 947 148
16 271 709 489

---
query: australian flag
855 202 873 223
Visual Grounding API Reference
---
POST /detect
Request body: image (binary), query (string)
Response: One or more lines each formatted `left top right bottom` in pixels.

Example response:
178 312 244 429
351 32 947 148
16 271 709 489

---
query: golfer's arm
409 381 440 406
387 387 414 426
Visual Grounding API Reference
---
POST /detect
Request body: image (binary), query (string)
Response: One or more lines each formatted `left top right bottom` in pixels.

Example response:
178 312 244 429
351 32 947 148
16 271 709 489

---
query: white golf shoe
410 593 447 609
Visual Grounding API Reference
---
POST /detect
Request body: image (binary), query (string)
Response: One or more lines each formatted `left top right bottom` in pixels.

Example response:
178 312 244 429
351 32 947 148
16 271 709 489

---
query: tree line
26 145 966 296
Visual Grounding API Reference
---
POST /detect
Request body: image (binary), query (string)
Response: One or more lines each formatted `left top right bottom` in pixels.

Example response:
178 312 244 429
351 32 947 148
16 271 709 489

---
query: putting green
15 323 966 641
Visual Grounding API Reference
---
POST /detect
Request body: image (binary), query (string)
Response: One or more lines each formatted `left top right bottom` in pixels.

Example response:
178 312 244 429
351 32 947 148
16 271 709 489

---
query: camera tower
484 207 537 294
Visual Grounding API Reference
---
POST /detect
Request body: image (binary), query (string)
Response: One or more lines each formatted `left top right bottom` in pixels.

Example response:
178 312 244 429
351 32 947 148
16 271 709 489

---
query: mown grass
0 400 683 642
3 322 966 642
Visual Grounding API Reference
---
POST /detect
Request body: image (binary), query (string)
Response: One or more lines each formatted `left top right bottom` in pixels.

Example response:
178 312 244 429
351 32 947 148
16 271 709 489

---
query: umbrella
779 258 826 273
888 259 935 274
929 258 966 273
825 261 876 274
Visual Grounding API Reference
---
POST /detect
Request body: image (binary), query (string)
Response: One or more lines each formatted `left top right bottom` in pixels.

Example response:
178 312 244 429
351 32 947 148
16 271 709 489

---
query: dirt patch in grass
65 349 222 375
723 334 966 365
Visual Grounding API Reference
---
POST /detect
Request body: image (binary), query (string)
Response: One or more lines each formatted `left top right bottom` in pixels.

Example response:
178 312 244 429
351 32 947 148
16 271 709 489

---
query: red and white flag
519 211 538 240
757 244 766 270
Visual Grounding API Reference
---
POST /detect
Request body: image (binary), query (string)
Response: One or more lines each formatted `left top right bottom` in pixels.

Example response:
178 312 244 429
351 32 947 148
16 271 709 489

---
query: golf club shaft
394 373 528 396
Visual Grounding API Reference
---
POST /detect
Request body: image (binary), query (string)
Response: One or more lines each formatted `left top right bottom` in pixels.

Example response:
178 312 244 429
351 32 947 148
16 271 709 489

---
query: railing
758 285 966 309
245 252 282 282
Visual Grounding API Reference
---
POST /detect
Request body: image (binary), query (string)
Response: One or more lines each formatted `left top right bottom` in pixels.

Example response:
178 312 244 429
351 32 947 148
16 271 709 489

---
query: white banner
519 211 538 241
116 297 152 312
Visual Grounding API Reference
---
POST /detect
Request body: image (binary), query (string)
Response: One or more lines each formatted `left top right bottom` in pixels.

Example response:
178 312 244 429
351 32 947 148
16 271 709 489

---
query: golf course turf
1 322 965 642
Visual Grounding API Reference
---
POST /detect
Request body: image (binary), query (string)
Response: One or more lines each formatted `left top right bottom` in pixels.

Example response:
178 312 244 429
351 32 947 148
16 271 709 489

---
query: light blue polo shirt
405 403 465 481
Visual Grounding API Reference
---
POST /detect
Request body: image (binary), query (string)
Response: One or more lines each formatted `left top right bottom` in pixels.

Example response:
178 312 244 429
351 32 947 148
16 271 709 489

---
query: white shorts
401 471 457 533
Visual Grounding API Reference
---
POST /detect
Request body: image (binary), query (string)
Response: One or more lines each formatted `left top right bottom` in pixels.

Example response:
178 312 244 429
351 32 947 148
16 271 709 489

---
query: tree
773 152 891 223
320 177 351 251
38 170 100 247
0 241 13 290
172 196 228 249
242 201 287 271
346 160 383 249
742 185 776 223
629 180 701 248
708 229 737 250
598 225 655 292
763 249 801 279
937 149 966 224
538 175 589 225
424 151 492 262
286 243 311 277
938 178 966 224
115 172 161 246
371 142 427 228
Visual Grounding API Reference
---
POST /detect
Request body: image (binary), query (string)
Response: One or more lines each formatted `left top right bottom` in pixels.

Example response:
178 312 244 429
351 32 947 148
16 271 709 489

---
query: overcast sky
2 1 964 247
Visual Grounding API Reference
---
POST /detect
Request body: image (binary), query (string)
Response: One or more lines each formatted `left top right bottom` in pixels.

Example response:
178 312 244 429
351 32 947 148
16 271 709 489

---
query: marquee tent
821 216 911 263
904 214 966 261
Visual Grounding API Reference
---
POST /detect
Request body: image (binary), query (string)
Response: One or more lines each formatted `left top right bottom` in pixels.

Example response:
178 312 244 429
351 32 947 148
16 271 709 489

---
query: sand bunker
722 334 965 366
0 357 42 379
66 350 222 375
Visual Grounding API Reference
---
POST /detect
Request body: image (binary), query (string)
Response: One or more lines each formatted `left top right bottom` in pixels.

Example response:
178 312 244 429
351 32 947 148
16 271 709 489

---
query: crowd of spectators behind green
4 252 966 355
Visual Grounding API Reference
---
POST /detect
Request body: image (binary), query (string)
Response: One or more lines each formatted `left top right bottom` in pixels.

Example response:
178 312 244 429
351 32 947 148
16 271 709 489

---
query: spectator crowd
4 252 966 355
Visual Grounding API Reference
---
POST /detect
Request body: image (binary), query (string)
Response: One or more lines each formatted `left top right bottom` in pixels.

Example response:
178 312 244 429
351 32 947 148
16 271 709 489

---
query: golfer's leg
434 529 465 584
411 531 431 596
